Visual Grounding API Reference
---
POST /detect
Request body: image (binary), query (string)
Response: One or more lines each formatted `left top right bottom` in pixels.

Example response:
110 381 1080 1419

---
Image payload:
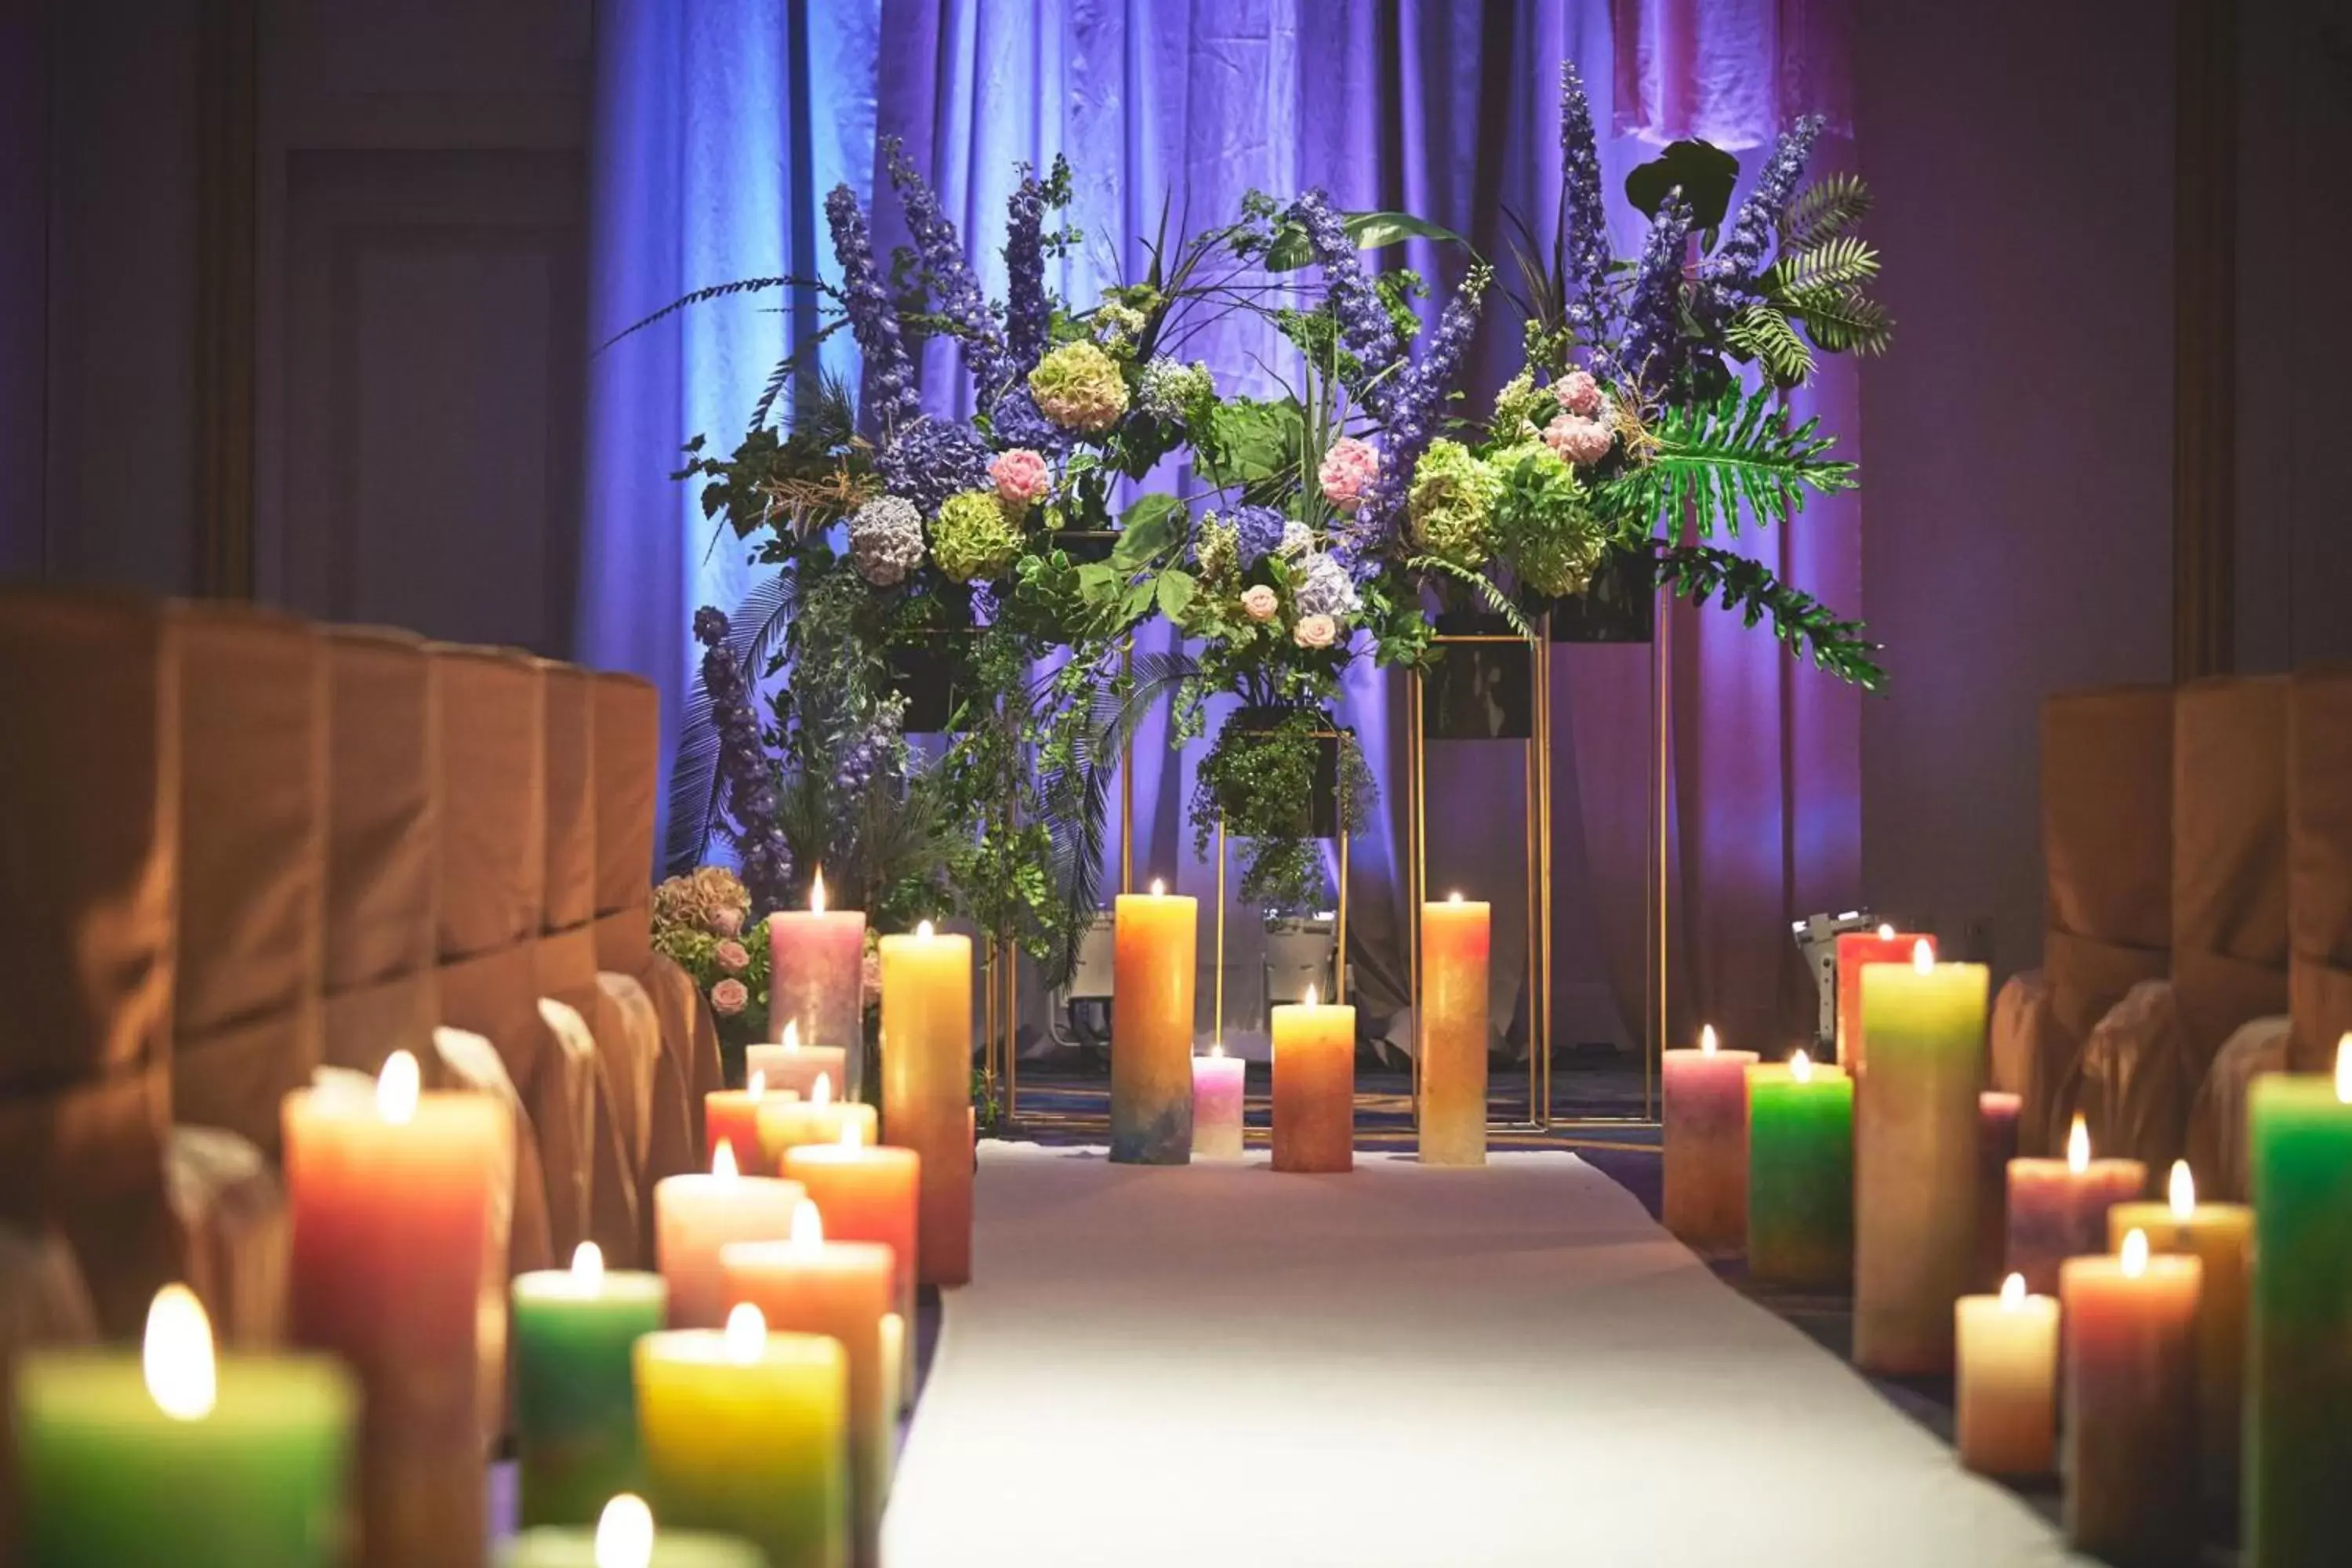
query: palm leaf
1779 174 1875 252
746 321 851 430
1786 285 1894 357
1766 236 1879 296
598 274 830 352
1600 384 1857 539
659 570 804 877
1655 543 1885 690
1724 304 1816 387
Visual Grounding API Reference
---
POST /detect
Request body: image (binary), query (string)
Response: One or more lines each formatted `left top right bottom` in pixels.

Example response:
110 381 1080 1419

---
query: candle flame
1878 923 1895 942
1700 1024 1718 1057
1911 939 1933 974
376 1049 421 1126
2067 1113 2090 1174
916 920 935 941
1209 1042 1225 1059
1448 890 1464 904
2169 1160 2195 1221
713 1141 739 1181
839 1119 863 1150
1304 985 1319 1009
812 1073 833 1108
2000 1272 2026 1308
1790 1049 1813 1084
791 1199 825 1251
2121 1228 2150 1279
782 1021 800 1054
723 1302 766 1363
811 869 827 915
572 1241 604 1289
748 1069 767 1101
2338 1035 2351 1105
1150 877 1165 896
143 1284 216 1421
594 1495 655 1568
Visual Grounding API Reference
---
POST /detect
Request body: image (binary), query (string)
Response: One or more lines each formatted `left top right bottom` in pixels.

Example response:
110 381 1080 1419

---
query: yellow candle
2061 1231 2201 1564
879 922 973 1287
756 1072 878 1169
747 1022 849 1108
1418 894 1490 1167
1955 1273 2059 1477
1272 988 1353 1174
635 1304 848 1568
2107 1160 2250 1493
1112 881 1197 1165
1662 1025 1759 1249
652 1144 801 1328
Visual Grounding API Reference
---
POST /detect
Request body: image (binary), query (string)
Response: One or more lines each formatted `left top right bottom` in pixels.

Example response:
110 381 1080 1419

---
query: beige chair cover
2074 979 2193 1176
323 628 442 1073
168 604 328 1154
2288 666 2352 1073
2172 677 2290 1076
164 1125 289 1348
0 590 182 1334
1988 969 2048 1098
2186 1014 2291 1201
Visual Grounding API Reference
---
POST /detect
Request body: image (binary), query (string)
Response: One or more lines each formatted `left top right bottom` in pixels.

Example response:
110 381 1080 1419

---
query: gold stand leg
1213 815 1226 1051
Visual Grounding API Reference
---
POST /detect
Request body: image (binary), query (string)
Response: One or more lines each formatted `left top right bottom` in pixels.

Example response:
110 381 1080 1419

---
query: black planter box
1421 612 1538 740
1546 548 1658 644
1047 529 1119 564
1218 705 1345 840
887 636 968 734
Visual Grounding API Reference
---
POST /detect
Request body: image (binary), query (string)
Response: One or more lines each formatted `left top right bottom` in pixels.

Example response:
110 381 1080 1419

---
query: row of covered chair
1994 668 2352 1196
0 588 720 1353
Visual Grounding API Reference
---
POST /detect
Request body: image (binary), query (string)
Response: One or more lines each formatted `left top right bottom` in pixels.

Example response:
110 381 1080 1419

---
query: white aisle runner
883 1144 2078 1568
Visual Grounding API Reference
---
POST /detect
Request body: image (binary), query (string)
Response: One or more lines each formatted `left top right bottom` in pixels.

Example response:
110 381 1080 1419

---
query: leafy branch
1599 383 1856 539
1655 545 1886 690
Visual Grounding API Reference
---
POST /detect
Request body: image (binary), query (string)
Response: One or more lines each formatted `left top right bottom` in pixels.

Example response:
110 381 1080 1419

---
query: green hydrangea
1191 515 1240 583
1406 439 1503 569
1487 370 1556 445
1490 441 1609 598
1028 340 1131 433
930 490 1023 583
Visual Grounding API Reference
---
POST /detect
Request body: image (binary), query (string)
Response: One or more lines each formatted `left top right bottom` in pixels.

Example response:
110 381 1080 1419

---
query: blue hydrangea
1294 553 1360 619
1228 505 1286 570
877 417 993 517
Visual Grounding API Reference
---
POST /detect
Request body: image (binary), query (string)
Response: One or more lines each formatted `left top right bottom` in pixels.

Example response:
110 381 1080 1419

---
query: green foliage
1657 545 1886 690
1625 140 1741 229
1723 304 1816 389
1487 443 1610 600
1599 383 1857 539
1765 183 1894 358
1778 173 1875 253
1186 710 1374 916
1262 209 1473 272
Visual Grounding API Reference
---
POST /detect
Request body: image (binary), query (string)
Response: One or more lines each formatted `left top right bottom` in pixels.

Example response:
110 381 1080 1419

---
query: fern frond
746 321 851 430
1779 175 1875 252
1600 385 1857 539
1787 285 1894 357
1406 556 1533 637
1656 544 1885 690
1724 305 1816 387
598 275 832 351
1766 236 1878 296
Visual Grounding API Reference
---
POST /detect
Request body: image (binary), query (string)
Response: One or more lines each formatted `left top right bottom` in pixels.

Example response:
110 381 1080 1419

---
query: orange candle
653 1143 801 1329
284 1051 506 1568
724 1202 895 1568
1418 894 1490 1167
1112 881 1198 1165
747 1021 849 1108
706 1072 789 1176
757 1072 878 1168
1836 926 1934 1073
1662 1025 1759 1250
783 1128 920 1409
879 922 973 1287
2061 1230 2201 1564
1271 988 1354 1174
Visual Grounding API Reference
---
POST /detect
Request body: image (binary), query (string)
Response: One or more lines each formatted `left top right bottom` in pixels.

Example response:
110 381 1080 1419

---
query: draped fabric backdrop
582 0 1860 1065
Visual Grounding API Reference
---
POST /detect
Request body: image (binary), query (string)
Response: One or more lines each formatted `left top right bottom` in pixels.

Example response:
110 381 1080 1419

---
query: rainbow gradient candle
878 921 974 1287
2062 1229 2201 1565
756 1072 877 1168
702 1072 782 1178
1111 880 1197 1165
766 869 868 1101
1835 924 1933 1074
1744 1051 1853 1290
652 1143 801 1329
512 1243 669 1528
2005 1113 2147 1295
1955 1273 2059 1478
1417 892 1490 1167
500 1494 765 1568
2107 1160 2250 1495
783 1126 920 1407
1662 1025 1759 1250
1191 1046 1247 1162
1271 986 1355 1174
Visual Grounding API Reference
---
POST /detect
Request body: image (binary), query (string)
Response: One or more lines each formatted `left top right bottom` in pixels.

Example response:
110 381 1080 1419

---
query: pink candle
1836 927 1935 1073
1191 1049 1247 1162
1663 1025 1759 1250
2061 1230 2201 1563
653 1143 802 1328
1976 1091 2022 1290
746 1022 848 1107
2005 1114 2147 1295
766 872 868 1101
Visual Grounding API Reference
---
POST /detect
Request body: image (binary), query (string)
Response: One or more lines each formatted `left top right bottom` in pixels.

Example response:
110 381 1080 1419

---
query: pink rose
707 906 743 938
989 448 1051 510
710 978 749 1017
1553 369 1602 417
862 949 883 1004
1316 436 1380 514
714 939 751 975
1543 413 1613 466
1240 586 1279 622
1293 613 1338 650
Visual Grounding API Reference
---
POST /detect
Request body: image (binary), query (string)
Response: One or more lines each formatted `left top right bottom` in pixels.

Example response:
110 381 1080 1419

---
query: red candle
1662 1025 1759 1250
783 1128 920 1409
2006 1114 2147 1295
284 1051 506 1568
1836 927 1934 1074
706 1072 788 1175
1976 1091 2023 1290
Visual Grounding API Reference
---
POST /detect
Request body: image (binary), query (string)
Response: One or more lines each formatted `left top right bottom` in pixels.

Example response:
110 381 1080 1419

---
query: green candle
514 1243 670 1528
500 1494 766 1568
1746 1054 1854 1290
2246 1042 2352 1568
14 1286 356 1568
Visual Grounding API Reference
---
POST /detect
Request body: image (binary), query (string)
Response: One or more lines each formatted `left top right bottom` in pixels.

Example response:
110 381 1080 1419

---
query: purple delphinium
1612 191 1693 394
1557 62 1613 344
884 138 1014 410
1004 165 1051 377
1228 505 1287 571
1696 114 1824 319
877 416 993 517
825 184 924 432
967 581 1001 628
692 606 791 913
1289 189 1401 411
833 700 903 800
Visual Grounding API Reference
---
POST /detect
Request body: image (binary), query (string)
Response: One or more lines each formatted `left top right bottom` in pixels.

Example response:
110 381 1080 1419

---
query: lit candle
499 1493 765 1568
13 1286 356 1568
703 1070 784 1177
1662 1025 1759 1250
1853 942 1987 1374
1112 879 1198 1165
880 1313 906 1426
2104 1160 2251 1494
1975 1091 2023 1291
1744 1051 1853 1290
1834 924 1934 1073
1271 986 1355 1173
1955 1273 2059 1478
766 870 869 1101
635 1304 848 1568
285 1050 506 1568
1190 1045 1247 1163
653 1142 801 1329
723 1202 894 1568
1418 892 1490 1167
747 1022 849 1112
2245 1036 2352 1566
2061 1229 2201 1564
783 1125 920 1412
757 1071 878 1168
878 920 975 1287
512 1243 669 1528
2005 1113 2148 1295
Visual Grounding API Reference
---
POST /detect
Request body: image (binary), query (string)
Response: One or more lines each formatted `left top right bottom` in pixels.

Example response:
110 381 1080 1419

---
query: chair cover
2288 666 2352 1072
168 603 328 1154
164 1125 289 1348
2074 979 2193 1175
0 590 181 1334
2185 1014 2291 1201
2172 677 2290 1075
1988 969 2047 1098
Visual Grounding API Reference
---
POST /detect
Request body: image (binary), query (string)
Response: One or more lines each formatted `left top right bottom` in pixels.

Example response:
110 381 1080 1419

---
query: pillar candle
636 1305 848 1568
783 1131 920 1411
1835 926 1933 1073
652 1144 801 1328
724 1203 894 1568
511 1243 669 1529
1853 944 1987 1374
757 1074 877 1168
1271 989 1354 1174
501 1495 764 1568
1955 1274 2059 1478
879 922 974 1287
748 1022 848 1109
285 1052 506 1568
704 1075 788 1177
2062 1231 2201 1565
1744 1052 1853 1290
2106 1160 2250 1496
880 1313 906 1427
2245 1040 2352 1568
2005 1114 2147 1295
1976 1091 2022 1291
13 1286 355 1568
766 870 869 1101
1190 1048 1247 1162
1111 882 1197 1164
1418 894 1490 1167
1662 1026 1759 1250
